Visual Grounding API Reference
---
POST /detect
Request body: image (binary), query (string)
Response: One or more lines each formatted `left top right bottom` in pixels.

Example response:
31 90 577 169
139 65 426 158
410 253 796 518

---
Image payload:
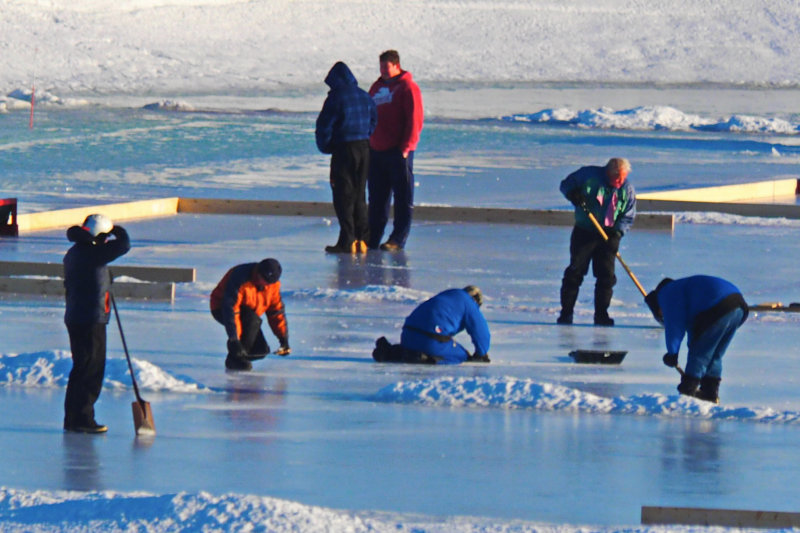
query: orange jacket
210 263 288 342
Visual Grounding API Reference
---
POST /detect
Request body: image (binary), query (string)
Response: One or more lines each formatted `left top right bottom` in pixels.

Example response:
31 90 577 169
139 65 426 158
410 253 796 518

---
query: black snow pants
330 139 370 248
65 323 107 427
559 225 617 318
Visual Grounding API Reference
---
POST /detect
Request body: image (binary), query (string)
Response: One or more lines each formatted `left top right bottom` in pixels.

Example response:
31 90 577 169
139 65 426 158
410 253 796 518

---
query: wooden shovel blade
132 400 156 436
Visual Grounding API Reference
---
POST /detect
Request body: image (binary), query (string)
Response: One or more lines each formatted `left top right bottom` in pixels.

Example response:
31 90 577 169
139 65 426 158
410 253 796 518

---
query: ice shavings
0 350 209 393
286 285 430 305
376 376 800 424
505 105 800 134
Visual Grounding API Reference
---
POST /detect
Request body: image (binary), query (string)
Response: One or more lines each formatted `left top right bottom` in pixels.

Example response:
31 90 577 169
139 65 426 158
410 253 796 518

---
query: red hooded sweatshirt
368 70 424 153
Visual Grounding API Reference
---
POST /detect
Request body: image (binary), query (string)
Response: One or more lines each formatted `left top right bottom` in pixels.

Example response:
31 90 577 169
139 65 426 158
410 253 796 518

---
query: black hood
324 61 358 89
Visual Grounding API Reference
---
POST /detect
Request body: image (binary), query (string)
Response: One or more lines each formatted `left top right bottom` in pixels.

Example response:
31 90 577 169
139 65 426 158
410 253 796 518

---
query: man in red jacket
367 49 424 252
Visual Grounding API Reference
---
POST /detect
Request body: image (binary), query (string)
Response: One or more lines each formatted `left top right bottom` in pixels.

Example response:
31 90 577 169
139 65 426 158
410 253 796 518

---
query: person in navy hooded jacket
63 214 130 433
645 275 748 404
373 286 490 364
316 61 377 255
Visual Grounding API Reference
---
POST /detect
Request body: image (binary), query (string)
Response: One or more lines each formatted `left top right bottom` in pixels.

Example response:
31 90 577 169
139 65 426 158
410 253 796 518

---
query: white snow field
2 0 800 531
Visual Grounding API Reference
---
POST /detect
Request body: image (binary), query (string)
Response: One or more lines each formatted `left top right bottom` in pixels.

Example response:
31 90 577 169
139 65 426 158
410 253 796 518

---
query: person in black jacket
315 61 377 254
63 214 130 433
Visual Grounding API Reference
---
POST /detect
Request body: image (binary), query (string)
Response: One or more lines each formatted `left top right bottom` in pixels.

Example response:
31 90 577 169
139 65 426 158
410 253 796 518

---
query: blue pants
367 149 414 248
400 327 469 365
685 307 744 379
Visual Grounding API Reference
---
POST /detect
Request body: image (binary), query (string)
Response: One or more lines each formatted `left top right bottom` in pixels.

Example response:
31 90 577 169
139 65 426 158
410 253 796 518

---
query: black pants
330 140 370 247
212 306 269 355
560 225 617 317
65 323 107 426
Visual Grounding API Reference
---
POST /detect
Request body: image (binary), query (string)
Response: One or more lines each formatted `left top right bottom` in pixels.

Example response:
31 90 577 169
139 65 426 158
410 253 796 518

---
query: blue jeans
685 307 745 379
367 149 414 248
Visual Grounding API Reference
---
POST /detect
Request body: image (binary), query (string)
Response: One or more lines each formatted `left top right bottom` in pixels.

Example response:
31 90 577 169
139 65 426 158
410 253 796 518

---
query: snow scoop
110 292 156 437
582 205 647 298
569 349 627 365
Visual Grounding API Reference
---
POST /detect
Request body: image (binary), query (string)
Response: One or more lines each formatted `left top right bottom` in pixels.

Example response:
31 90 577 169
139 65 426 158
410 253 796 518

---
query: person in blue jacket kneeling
645 275 748 404
373 286 490 364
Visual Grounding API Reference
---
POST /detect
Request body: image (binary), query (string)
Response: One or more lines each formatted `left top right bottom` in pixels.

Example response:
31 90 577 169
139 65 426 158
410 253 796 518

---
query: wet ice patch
375 376 800 424
0 351 208 393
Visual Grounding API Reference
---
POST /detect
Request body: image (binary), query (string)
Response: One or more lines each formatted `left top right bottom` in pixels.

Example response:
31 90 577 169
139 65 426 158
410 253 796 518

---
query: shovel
581 205 647 298
110 292 156 437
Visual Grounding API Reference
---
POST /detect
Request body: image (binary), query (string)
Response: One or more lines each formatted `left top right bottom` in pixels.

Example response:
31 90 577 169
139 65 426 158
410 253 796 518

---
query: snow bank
0 351 208 393
0 486 695 533
3 1 800 97
376 376 800 424
505 105 800 134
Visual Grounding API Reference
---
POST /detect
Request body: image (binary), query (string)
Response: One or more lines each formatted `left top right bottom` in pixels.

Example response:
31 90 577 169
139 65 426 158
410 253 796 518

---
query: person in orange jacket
210 258 290 371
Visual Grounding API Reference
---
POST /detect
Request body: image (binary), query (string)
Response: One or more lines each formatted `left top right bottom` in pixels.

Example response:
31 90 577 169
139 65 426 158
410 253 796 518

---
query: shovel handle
582 206 648 298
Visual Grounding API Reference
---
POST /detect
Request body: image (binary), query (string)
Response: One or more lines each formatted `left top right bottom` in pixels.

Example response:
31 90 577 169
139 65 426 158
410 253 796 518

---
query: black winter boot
696 376 721 404
677 374 701 397
372 337 392 362
225 355 252 371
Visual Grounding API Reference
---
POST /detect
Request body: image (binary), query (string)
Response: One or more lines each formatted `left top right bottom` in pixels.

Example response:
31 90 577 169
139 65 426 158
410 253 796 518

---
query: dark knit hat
258 258 282 284
645 277 673 322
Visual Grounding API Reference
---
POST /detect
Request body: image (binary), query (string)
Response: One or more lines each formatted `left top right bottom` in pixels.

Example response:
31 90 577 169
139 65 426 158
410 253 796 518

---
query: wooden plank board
642 505 800 528
16 197 180 232
637 178 799 202
637 199 800 220
178 197 674 230
749 302 800 313
0 261 195 283
0 277 175 301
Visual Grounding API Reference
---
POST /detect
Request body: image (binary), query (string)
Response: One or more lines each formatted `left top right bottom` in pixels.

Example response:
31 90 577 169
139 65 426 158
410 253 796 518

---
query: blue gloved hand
662 352 678 368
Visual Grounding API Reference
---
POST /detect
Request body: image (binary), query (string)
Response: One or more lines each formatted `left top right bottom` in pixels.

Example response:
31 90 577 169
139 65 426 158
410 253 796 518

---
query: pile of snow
505 105 800 134
376 376 800 424
0 351 208 393
3 1 800 97
0 486 693 533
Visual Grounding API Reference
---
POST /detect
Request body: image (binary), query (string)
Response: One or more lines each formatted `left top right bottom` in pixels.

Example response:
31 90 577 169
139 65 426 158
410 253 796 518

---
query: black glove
227 338 247 358
468 352 491 363
606 229 622 253
662 352 678 368
565 189 584 208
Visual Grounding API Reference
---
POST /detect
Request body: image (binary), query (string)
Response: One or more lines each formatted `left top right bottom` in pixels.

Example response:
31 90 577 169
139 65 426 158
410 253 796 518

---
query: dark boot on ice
696 376 721 404
225 355 252 371
593 313 615 327
556 311 573 325
677 374 701 398
372 337 393 362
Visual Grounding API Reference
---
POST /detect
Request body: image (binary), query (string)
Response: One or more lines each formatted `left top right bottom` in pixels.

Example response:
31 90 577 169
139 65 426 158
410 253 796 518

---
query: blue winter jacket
657 275 748 355
560 165 636 234
403 288 491 356
315 62 377 154
63 225 131 325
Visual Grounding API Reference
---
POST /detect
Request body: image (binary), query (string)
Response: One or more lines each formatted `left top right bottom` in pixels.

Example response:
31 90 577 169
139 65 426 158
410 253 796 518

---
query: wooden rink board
0 277 175 301
0 262 193 301
177 198 675 230
0 261 195 283
642 505 800 528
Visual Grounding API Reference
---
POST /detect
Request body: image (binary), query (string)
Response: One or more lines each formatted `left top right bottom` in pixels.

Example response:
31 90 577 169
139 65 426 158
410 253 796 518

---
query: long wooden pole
582 206 648 298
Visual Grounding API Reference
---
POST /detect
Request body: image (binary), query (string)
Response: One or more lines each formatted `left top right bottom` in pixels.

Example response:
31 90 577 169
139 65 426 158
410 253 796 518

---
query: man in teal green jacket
557 158 636 326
